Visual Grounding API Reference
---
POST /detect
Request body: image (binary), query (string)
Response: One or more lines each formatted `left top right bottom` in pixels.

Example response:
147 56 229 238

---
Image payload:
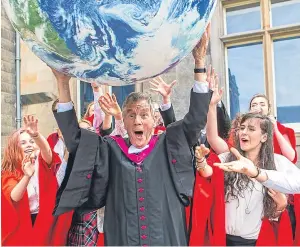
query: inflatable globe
3 0 216 85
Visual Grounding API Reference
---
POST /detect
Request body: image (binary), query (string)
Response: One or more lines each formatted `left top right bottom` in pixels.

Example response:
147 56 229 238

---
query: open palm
214 148 256 176
23 115 39 137
99 93 121 117
149 76 176 98
207 67 223 105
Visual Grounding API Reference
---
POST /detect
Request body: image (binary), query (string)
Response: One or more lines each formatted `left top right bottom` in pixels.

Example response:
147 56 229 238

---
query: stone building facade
1 1 300 166
1 8 16 154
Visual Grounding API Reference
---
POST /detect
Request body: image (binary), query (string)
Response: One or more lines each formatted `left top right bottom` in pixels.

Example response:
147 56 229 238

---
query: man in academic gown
51 31 212 246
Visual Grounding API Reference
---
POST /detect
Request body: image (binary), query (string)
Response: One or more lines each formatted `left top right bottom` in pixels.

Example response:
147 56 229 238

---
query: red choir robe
1 151 72 246
85 114 94 126
97 233 105 246
189 152 294 246
273 121 299 246
154 125 166 135
189 153 226 246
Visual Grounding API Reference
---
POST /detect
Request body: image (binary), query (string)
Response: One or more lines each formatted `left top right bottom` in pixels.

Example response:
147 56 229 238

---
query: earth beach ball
3 0 216 85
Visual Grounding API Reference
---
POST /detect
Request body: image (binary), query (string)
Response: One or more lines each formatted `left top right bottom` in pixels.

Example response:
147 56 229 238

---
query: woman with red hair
1 115 71 246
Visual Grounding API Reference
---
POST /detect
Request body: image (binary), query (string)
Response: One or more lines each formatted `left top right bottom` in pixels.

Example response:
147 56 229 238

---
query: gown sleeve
159 104 176 127
53 108 109 216
165 90 212 205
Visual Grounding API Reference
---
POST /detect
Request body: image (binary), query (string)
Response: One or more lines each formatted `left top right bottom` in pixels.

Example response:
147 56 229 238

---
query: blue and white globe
3 0 216 85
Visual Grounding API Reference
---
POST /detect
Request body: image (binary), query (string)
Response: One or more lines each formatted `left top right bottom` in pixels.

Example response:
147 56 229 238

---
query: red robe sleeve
293 195 300 246
189 152 226 246
1 171 33 246
256 210 293 246
274 122 297 164
32 151 72 246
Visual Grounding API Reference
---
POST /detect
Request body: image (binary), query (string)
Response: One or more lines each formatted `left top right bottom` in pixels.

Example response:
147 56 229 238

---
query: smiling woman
1 116 71 246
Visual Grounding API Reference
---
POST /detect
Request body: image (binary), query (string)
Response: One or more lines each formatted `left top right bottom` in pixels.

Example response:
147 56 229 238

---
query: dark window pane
112 85 135 109
80 81 94 118
271 0 300 27
226 3 261 34
274 37 300 124
227 43 265 119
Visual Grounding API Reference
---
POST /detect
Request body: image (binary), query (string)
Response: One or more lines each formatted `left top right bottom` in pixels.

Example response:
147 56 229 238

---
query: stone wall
1 8 16 153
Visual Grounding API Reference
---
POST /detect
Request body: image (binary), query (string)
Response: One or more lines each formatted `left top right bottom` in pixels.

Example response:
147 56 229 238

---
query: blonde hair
84 102 95 118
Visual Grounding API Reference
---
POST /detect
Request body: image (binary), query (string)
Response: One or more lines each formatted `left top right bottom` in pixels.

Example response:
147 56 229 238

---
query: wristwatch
194 68 206 73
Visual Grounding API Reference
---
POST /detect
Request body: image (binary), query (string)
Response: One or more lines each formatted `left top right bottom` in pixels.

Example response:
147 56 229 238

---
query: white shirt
128 145 149 154
54 138 68 187
262 154 300 194
97 207 105 233
27 155 40 214
219 152 300 239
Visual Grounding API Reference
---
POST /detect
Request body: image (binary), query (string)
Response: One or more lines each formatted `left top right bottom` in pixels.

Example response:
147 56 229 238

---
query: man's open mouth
134 131 144 138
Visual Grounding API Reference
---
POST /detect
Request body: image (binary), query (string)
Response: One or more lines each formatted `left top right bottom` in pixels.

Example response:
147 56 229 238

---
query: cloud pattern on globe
3 0 216 85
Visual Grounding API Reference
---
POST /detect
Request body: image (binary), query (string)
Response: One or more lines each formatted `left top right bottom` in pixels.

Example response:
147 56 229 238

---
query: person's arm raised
51 68 81 153
92 82 105 133
149 76 176 126
206 69 229 154
180 24 212 146
23 115 52 165
270 116 296 162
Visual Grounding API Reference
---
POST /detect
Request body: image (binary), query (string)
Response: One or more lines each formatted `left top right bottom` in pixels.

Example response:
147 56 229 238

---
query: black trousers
226 234 257 246
287 204 296 239
31 213 38 226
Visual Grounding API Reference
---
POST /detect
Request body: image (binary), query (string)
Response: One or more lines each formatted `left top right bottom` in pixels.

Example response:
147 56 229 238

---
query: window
227 43 264 118
271 0 300 27
220 0 300 131
80 81 94 118
112 85 135 109
225 2 261 34
273 36 300 124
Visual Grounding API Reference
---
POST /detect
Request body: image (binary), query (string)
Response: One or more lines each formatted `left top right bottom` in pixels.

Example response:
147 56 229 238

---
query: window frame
218 0 300 132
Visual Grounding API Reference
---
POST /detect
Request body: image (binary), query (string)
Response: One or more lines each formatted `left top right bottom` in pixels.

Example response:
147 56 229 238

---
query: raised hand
192 23 211 63
98 93 122 117
23 115 39 137
214 147 259 177
91 82 100 92
22 154 35 177
50 68 71 83
149 76 176 100
208 69 223 105
195 144 210 162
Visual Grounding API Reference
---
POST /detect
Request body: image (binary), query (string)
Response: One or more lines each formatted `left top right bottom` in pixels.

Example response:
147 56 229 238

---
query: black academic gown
53 90 211 246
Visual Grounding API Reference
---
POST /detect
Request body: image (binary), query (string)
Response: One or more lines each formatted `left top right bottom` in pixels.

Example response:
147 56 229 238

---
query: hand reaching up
91 82 100 92
23 115 39 137
150 76 176 104
208 68 223 106
98 93 122 119
50 68 71 83
195 144 210 161
192 23 211 64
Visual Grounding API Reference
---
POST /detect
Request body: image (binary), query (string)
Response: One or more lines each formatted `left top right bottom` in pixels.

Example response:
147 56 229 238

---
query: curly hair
224 113 277 219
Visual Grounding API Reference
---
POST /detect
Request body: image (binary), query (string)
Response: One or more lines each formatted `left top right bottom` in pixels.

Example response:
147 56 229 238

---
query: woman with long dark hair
191 75 298 246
